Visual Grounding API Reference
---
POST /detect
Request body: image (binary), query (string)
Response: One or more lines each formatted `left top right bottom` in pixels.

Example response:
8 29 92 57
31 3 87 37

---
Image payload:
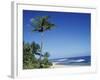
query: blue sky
23 10 91 59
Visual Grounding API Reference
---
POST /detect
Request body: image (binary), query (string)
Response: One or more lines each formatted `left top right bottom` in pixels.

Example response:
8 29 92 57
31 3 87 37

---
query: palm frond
30 16 55 32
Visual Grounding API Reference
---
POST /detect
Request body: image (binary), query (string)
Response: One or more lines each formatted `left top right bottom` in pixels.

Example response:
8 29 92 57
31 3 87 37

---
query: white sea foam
57 58 67 62
68 59 85 63
75 59 85 62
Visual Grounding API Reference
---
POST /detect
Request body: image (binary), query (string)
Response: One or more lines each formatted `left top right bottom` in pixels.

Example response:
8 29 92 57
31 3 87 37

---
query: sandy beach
50 62 70 68
50 62 90 68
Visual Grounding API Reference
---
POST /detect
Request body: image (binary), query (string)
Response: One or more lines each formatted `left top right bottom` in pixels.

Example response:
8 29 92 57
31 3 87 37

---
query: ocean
49 56 91 66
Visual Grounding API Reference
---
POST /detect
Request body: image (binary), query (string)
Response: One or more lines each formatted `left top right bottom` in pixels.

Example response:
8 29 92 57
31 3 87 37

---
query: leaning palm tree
30 16 55 68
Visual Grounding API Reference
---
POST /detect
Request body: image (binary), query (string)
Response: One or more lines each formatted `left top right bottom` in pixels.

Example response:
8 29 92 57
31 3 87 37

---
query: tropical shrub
23 41 52 69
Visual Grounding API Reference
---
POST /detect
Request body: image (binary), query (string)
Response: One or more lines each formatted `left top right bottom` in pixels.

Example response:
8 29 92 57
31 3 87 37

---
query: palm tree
30 16 55 68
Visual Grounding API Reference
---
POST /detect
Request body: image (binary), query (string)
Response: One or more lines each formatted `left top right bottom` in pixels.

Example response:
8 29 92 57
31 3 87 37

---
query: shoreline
50 63 71 68
50 62 90 68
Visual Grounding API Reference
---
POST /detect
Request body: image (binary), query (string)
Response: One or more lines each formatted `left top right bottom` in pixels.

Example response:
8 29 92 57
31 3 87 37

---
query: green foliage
31 16 55 32
23 41 52 69
39 52 52 68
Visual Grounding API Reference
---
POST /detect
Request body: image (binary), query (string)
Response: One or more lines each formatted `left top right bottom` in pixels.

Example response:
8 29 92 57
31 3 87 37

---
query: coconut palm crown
31 16 55 32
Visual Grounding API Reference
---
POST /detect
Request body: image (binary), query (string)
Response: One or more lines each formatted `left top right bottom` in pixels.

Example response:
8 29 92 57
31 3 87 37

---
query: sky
23 10 91 59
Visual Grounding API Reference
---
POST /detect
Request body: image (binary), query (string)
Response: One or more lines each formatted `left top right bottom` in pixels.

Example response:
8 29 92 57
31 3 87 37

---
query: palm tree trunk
39 32 43 67
40 32 43 59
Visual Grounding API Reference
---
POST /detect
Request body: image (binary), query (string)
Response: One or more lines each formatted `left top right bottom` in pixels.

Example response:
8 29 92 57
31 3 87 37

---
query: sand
50 63 70 68
50 62 90 68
